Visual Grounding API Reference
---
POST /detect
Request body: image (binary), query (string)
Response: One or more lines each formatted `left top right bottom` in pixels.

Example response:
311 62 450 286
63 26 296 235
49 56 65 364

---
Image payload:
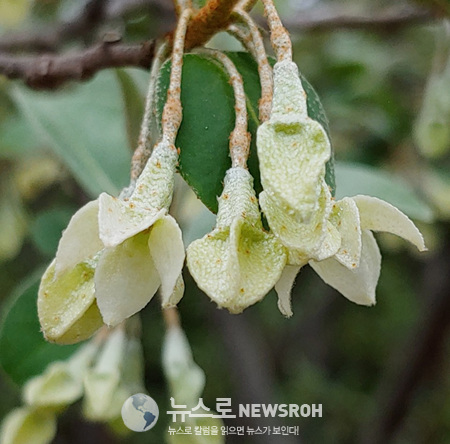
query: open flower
187 167 286 313
96 139 185 326
38 139 185 341
276 194 426 316
254 58 426 316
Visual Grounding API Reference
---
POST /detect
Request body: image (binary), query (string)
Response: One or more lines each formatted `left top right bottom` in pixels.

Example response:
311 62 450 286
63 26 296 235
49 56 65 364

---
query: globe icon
121 393 159 432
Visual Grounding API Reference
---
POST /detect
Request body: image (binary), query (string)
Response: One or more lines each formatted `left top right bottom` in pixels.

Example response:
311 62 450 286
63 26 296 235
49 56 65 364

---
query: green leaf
0 176 28 261
0 116 41 160
0 278 80 386
10 71 131 198
156 52 334 213
335 162 434 222
115 68 147 151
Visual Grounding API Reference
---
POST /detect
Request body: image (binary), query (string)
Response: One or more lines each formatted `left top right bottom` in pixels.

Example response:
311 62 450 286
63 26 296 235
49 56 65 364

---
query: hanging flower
96 139 185 326
257 60 331 221
187 167 287 313
276 194 426 316
23 340 99 408
38 140 185 341
83 328 145 421
0 407 56 444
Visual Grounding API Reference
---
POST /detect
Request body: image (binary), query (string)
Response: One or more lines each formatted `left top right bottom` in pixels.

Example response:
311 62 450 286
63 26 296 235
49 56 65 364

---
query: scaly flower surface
187 167 286 313
254 57 426 316
257 60 331 221
276 194 426 316
96 140 185 326
38 139 185 340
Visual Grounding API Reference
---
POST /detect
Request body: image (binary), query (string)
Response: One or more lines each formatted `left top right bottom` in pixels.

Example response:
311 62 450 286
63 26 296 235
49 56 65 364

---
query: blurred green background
0 1 449 443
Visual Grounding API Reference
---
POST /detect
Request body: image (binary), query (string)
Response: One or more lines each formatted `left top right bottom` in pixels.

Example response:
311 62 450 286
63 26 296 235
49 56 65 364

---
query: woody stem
260 0 292 61
230 9 273 122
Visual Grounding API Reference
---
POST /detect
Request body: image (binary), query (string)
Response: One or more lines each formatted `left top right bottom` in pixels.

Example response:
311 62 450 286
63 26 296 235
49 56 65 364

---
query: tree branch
184 0 241 48
0 41 155 89
0 2 438 89
0 0 108 53
0 0 240 89
282 7 436 33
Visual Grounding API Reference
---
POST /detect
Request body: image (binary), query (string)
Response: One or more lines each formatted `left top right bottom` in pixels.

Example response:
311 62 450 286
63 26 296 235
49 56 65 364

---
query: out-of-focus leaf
414 70 450 158
414 24 450 159
335 162 434 222
0 279 80 386
156 52 334 213
30 207 76 257
0 176 27 261
14 155 64 200
0 0 31 27
116 69 146 151
0 116 41 159
422 167 450 219
11 71 131 198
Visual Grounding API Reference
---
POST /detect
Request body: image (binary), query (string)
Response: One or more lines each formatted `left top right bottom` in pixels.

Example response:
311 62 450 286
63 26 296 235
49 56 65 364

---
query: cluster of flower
38 1 426 346
187 59 426 317
39 63 425 345
1 327 145 442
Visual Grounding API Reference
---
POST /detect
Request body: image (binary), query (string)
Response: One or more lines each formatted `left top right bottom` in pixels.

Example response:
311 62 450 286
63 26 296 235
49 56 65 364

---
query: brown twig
0 0 239 89
0 0 108 53
0 41 156 89
184 0 240 48
282 7 436 33
0 3 438 90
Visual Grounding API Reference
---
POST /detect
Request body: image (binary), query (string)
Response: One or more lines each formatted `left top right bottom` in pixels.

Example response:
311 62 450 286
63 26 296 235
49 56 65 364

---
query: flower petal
55 200 103 276
352 195 426 251
187 221 286 314
148 215 185 303
330 197 362 269
23 362 83 408
0 407 56 444
83 329 125 420
38 260 103 344
260 181 337 261
161 274 185 309
162 325 206 407
275 265 302 317
229 222 287 313
186 227 240 309
310 230 381 306
131 140 178 210
95 233 160 326
256 61 331 219
98 193 164 248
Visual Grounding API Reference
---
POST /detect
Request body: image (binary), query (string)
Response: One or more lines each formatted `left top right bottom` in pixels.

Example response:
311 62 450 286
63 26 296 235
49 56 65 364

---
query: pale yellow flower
187 167 286 313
